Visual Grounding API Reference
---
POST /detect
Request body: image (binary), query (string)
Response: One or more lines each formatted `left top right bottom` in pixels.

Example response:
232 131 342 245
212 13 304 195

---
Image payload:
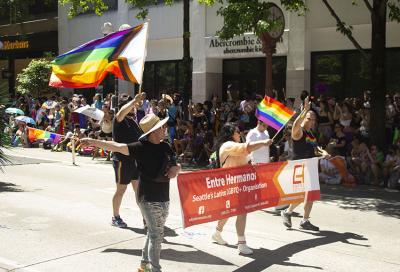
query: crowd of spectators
3 89 400 190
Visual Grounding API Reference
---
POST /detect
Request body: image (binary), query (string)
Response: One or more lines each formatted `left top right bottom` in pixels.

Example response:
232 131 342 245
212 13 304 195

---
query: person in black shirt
111 93 143 228
81 113 181 272
281 96 329 231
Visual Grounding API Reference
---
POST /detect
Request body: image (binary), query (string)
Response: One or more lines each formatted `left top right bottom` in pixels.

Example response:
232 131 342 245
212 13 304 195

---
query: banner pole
71 137 76 166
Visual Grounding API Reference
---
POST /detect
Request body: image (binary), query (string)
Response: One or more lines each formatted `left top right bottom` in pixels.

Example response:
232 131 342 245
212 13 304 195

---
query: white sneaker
238 243 253 255
212 231 227 245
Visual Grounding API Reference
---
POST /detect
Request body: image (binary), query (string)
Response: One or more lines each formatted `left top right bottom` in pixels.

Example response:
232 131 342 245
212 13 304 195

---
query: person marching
281 96 329 231
81 113 181 272
246 120 271 164
211 123 273 255
111 93 143 228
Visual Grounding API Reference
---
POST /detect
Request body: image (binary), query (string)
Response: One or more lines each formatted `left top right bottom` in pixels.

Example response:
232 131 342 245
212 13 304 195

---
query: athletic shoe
137 264 150 272
300 220 319 231
212 231 228 245
281 210 292 228
238 243 253 255
111 216 127 228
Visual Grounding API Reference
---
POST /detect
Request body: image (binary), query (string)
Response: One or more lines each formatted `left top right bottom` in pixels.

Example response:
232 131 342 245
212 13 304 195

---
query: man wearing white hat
81 113 181 272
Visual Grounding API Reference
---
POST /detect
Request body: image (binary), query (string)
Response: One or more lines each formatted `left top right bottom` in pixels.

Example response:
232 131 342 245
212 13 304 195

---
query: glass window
157 62 176 92
311 53 344 98
223 57 287 100
311 49 400 98
0 0 57 25
142 60 186 99
386 49 400 93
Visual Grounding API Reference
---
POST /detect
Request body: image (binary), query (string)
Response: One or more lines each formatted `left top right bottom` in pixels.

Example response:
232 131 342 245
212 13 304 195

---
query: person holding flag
280 96 329 231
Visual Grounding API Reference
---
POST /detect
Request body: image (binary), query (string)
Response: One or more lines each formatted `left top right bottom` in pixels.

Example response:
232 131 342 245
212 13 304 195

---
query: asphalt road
0 147 399 272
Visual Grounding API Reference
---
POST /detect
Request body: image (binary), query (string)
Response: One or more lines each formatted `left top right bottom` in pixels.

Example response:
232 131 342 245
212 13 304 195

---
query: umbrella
74 105 104 121
15 116 36 125
42 100 56 109
5 107 24 115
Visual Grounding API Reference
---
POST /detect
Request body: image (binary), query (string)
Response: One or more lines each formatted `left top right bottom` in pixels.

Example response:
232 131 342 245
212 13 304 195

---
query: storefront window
0 0 57 25
311 48 400 99
311 53 344 98
142 60 185 99
386 50 400 93
223 57 286 101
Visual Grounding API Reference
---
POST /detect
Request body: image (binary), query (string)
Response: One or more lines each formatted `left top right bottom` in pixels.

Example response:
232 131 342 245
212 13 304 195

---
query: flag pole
139 20 150 95
271 124 287 142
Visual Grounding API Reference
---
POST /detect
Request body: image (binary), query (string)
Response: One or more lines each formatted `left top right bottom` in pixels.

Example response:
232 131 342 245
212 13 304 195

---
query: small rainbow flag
27 127 62 144
255 96 295 131
49 23 148 88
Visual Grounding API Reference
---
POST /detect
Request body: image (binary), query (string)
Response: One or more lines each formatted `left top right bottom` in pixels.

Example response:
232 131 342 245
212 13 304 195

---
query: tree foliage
59 0 175 19
16 59 55 98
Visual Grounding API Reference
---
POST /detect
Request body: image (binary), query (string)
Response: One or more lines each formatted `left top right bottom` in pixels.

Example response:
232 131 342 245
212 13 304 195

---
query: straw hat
138 113 169 140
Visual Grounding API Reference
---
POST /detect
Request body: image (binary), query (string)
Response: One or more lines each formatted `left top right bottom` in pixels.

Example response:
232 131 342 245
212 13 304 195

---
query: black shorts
112 160 139 184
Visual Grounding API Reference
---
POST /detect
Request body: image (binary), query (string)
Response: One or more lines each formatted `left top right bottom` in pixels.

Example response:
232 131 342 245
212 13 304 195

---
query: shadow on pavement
103 226 232 265
0 181 23 193
125 226 178 237
321 184 400 219
102 242 232 266
233 230 369 272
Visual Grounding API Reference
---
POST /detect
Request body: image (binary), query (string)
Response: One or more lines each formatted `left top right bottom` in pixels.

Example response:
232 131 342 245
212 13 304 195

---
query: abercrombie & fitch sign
209 36 263 54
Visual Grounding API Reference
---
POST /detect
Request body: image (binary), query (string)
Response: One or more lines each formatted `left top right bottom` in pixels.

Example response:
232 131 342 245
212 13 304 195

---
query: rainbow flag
27 127 62 144
255 96 295 131
49 23 148 88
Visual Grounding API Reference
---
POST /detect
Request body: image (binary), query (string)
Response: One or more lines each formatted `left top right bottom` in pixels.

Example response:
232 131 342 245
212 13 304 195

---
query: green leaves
15 59 55 98
388 0 400 22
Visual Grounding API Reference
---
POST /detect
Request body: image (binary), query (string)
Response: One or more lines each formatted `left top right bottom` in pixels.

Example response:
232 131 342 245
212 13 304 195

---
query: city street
0 147 399 272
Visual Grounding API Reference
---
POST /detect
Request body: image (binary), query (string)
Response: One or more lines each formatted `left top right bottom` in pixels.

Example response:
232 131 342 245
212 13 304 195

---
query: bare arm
292 96 310 141
115 93 142 123
247 139 273 153
80 138 129 155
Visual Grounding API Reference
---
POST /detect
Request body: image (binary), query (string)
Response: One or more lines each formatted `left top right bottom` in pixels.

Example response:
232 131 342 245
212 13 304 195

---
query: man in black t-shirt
81 113 181 272
281 97 329 232
110 93 143 228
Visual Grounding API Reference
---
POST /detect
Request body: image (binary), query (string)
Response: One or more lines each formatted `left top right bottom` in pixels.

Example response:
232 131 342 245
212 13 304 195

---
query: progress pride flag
177 157 320 228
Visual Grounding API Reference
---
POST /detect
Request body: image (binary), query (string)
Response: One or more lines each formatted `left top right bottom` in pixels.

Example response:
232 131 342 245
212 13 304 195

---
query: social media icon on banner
198 206 205 215
226 200 230 209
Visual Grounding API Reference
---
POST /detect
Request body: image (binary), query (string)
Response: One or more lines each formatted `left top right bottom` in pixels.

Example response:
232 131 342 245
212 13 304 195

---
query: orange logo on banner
292 163 305 192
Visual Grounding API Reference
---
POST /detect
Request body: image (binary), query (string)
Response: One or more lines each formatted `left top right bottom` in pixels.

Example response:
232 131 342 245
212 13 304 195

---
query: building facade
0 1 58 96
11 0 400 102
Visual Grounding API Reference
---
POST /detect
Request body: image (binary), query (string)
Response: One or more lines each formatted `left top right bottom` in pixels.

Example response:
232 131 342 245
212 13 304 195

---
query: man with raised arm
281 96 329 231
110 93 143 228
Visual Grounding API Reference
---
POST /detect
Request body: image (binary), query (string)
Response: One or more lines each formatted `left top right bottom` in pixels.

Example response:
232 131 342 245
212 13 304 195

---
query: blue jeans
138 201 169 272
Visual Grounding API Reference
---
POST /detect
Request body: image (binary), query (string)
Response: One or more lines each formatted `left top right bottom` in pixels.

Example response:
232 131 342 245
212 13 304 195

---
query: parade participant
81 113 181 272
246 121 288 213
211 123 272 255
246 120 271 164
281 96 329 231
110 93 143 228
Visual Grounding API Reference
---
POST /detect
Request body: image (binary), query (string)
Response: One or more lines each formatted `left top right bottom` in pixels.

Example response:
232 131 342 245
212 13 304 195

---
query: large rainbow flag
49 23 148 88
27 127 62 144
255 96 295 131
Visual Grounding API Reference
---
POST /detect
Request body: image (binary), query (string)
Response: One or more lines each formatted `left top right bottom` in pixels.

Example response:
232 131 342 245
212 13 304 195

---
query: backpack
208 149 229 169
